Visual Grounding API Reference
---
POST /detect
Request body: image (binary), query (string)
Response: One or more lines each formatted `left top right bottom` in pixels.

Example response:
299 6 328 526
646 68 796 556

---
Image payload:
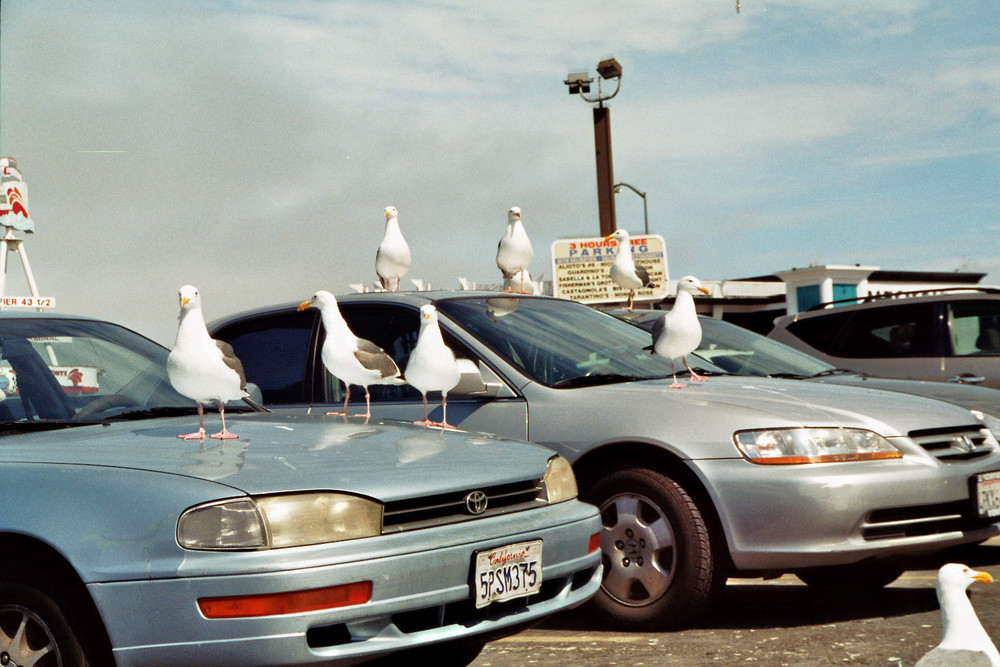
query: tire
582 467 720 630
795 561 905 592
0 582 89 667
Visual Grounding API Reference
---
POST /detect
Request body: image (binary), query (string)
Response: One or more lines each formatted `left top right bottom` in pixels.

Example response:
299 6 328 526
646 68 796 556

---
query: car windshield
695 317 842 378
436 296 723 387
0 317 198 430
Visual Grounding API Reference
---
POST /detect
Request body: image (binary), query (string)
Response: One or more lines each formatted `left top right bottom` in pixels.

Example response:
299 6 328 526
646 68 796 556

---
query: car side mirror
452 359 515 398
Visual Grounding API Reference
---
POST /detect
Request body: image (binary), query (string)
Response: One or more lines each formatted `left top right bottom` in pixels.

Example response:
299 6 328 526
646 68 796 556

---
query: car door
327 303 530 440
940 300 1000 388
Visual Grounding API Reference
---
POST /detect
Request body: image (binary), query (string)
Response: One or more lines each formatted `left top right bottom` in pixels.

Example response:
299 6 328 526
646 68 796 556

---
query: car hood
811 374 1000 417
563 375 982 437
0 413 555 501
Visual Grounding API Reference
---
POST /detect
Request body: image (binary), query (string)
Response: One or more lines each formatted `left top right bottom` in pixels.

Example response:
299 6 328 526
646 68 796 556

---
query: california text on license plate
474 540 543 608
976 471 1000 518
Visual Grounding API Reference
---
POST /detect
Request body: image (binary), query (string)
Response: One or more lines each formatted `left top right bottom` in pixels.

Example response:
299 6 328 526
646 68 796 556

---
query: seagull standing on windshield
605 229 653 311
405 304 461 429
299 291 403 419
376 206 411 291
167 285 250 440
650 276 711 388
916 563 1000 666
496 207 534 293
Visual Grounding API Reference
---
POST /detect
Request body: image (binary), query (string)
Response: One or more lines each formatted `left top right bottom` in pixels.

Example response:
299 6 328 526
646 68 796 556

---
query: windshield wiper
98 406 201 422
810 368 865 378
551 373 651 389
0 420 83 435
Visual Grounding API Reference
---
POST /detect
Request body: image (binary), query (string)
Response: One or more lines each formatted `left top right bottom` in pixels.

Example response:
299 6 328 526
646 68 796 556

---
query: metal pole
593 106 616 237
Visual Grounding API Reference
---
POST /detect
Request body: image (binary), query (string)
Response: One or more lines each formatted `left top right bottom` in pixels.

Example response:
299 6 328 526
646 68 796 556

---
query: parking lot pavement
471 538 1000 666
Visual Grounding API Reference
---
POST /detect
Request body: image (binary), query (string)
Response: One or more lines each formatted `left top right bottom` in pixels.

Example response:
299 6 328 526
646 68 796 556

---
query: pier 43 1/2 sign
0 296 56 309
550 234 668 305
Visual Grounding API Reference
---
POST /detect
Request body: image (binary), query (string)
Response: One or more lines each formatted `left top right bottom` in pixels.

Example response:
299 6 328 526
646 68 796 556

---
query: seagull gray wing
215 339 247 390
354 339 402 379
635 263 653 288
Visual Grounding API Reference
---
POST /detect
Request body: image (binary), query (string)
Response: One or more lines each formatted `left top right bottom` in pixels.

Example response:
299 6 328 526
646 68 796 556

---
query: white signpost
551 233 669 305
0 158 55 309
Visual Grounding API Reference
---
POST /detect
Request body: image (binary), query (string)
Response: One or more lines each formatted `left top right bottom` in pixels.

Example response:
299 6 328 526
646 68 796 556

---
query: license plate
976 471 1000 518
474 540 543 608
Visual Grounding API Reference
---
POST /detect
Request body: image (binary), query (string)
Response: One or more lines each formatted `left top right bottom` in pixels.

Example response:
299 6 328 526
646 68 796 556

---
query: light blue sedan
0 312 601 666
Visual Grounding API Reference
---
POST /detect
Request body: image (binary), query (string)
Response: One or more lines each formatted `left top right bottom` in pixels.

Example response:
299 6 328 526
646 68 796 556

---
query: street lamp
564 57 623 237
613 182 648 235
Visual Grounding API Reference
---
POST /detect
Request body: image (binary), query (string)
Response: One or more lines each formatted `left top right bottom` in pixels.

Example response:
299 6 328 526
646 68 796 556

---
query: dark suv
769 288 1000 389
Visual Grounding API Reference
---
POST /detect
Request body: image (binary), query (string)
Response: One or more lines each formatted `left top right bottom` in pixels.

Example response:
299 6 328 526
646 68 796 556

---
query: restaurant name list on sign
550 234 669 304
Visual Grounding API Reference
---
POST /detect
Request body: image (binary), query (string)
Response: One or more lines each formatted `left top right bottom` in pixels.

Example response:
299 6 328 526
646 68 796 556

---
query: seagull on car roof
167 285 253 440
649 276 710 389
299 290 403 419
405 304 461 429
606 229 653 311
496 207 534 293
916 563 1000 666
375 205 411 291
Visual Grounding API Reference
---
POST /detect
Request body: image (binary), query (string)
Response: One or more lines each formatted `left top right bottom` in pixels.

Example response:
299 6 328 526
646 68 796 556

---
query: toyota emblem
465 491 488 515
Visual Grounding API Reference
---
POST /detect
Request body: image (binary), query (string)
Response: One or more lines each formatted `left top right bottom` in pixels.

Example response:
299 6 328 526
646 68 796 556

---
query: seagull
605 229 653 311
503 269 540 295
649 276 711 388
375 205 411 291
916 563 1000 667
167 285 251 440
405 304 461 429
496 206 534 293
299 291 403 419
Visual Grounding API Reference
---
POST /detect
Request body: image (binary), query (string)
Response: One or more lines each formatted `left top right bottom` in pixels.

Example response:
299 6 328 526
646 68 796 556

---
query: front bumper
695 454 1000 571
89 501 601 666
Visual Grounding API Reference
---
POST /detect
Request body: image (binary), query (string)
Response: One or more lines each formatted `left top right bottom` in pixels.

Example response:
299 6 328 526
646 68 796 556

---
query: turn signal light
588 532 600 554
198 581 373 619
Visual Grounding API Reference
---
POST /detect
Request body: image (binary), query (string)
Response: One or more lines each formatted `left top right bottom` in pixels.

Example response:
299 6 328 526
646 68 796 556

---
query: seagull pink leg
685 357 706 382
327 386 350 416
414 395 433 426
436 394 457 430
211 403 238 440
669 360 686 389
178 402 207 440
353 387 372 420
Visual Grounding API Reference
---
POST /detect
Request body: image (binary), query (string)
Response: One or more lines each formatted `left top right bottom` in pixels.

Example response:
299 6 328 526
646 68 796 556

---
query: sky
1 0 998 344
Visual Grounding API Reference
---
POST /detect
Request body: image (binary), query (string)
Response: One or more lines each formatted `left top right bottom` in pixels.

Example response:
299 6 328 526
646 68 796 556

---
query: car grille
908 426 994 462
382 479 546 533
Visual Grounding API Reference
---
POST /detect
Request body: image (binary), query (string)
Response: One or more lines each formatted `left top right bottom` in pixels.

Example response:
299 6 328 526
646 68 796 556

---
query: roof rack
805 286 1000 311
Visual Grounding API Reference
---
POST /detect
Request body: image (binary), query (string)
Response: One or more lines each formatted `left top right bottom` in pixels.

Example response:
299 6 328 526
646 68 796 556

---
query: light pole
613 182 648 235
564 58 623 238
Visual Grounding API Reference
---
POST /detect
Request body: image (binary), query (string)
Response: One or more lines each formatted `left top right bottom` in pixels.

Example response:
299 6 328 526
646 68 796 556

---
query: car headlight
541 455 578 503
971 410 1000 440
178 492 383 550
734 428 902 465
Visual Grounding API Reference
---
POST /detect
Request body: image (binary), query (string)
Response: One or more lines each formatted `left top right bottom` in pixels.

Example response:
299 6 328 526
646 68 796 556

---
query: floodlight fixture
596 58 623 80
564 72 594 95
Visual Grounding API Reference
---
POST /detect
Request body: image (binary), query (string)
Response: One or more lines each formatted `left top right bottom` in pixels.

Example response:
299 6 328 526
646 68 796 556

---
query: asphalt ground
470 538 1000 666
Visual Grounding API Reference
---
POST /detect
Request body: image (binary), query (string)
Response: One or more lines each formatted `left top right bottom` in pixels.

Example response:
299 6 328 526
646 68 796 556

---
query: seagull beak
603 234 615 242
180 297 191 307
698 286 710 295
298 301 313 311
974 571 993 584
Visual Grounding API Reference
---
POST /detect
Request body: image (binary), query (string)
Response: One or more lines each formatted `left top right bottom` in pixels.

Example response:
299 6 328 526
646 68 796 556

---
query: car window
834 302 940 358
0 318 189 423
334 305 423 403
436 296 698 386
213 312 314 405
784 310 852 354
949 301 1000 356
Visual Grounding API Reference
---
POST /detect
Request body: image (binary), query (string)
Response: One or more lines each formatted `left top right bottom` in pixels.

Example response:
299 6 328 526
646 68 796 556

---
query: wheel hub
0 604 59 667
598 492 677 606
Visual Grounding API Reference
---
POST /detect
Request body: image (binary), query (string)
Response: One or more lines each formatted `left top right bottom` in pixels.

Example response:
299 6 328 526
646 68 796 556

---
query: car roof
774 288 1000 325
207 290 562 330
